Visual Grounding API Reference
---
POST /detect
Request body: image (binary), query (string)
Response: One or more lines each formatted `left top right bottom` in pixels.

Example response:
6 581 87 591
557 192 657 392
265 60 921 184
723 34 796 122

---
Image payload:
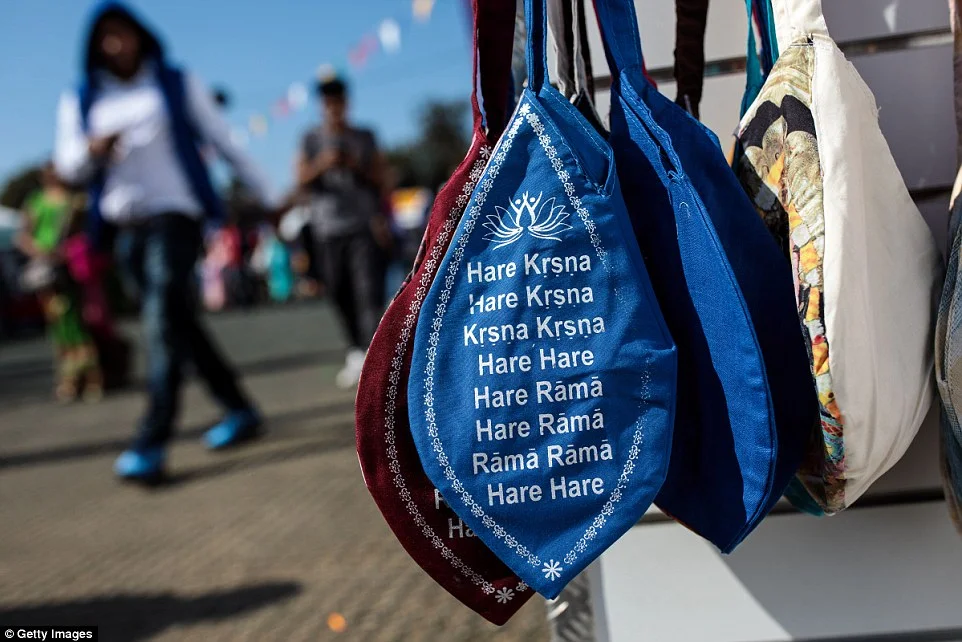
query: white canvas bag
735 0 941 513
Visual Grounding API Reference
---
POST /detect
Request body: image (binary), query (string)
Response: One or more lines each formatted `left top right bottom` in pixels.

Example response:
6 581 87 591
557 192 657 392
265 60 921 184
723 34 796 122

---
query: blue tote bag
592 0 816 551
407 0 677 597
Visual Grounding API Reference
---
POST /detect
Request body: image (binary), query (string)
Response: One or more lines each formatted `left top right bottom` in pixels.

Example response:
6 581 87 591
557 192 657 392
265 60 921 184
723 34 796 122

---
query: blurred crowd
0 153 431 391
0 1 446 484
0 3 429 399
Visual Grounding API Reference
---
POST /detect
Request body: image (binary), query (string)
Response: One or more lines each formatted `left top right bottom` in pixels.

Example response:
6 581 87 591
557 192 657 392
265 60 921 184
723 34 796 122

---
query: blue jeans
118 214 249 449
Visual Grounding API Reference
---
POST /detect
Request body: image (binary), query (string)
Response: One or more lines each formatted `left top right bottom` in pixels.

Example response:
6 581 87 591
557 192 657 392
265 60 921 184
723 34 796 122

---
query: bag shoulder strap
524 0 552 92
673 0 710 117
550 0 596 100
591 0 646 77
548 0 576 97
754 0 779 71
472 0 518 140
572 0 595 98
771 0 828 54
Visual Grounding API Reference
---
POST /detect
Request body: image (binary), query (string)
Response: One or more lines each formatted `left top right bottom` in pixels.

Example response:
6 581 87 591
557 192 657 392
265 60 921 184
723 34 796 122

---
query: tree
0 164 44 210
387 100 471 191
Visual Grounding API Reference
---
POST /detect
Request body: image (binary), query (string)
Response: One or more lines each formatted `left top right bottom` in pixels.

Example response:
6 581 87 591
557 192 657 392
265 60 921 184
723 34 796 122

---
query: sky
0 0 475 193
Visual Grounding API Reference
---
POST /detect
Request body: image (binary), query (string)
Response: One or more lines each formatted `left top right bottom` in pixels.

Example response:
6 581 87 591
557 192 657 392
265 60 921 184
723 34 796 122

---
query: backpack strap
156 65 224 221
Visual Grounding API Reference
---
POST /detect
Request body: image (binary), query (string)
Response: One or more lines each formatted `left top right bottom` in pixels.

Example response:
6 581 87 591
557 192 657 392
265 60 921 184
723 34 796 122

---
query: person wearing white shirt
54 3 277 483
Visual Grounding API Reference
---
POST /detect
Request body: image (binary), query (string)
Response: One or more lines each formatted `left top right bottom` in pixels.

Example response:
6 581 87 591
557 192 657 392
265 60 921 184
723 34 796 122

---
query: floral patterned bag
735 0 941 513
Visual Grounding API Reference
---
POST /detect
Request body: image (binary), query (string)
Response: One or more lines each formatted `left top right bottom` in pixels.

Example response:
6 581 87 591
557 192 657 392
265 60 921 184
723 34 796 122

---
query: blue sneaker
204 408 263 451
114 447 166 484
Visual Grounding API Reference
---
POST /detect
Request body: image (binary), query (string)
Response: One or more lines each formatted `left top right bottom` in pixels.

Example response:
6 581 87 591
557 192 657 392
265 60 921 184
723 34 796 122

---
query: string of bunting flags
235 0 440 144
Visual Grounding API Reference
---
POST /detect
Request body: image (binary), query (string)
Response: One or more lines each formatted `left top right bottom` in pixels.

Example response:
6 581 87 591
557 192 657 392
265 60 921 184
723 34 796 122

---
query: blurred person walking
296 76 391 388
54 2 279 484
17 163 104 402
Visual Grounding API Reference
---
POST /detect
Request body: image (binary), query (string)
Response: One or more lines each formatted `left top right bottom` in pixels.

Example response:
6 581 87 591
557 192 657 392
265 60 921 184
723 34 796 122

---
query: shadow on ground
160 424 357 488
0 582 301 642
0 399 356 471
0 348 346 408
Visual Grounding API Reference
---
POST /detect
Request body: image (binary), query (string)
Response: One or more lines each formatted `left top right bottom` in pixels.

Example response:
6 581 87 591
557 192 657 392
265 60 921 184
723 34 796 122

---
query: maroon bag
355 0 531 624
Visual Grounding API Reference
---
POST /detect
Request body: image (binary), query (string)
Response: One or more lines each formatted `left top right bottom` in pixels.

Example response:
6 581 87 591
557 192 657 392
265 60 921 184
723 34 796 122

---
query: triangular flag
378 18 402 54
248 114 268 137
349 34 379 69
287 82 308 110
271 97 291 119
413 0 435 22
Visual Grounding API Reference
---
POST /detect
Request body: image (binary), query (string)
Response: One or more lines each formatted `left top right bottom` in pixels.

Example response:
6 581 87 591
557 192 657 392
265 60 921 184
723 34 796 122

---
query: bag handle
471 0 518 138
550 0 595 99
548 0 576 97
754 0 779 72
771 0 828 55
591 0 647 77
524 0 553 92
673 0 709 117
592 0 690 185
740 0 781 116
741 0 772 116
571 0 595 99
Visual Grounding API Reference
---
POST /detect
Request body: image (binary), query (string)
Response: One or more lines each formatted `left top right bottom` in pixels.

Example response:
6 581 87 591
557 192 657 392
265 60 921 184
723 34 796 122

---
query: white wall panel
822 0 950 41
597 503 962 642
920 194 953 253
852 45 956 191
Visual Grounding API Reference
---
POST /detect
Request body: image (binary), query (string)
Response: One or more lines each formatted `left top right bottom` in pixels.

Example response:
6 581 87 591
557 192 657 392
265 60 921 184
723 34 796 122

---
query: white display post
548 1 962 639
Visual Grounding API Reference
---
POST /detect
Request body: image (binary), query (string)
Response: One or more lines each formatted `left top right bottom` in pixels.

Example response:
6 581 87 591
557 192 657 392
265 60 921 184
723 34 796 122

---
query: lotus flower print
482 191 572 249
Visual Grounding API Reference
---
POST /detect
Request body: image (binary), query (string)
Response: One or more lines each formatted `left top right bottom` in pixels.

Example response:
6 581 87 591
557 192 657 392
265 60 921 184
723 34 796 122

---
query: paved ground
0 303 549 642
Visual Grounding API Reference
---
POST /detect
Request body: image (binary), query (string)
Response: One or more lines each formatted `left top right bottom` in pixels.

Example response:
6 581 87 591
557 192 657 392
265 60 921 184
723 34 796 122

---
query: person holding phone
296 76 391 388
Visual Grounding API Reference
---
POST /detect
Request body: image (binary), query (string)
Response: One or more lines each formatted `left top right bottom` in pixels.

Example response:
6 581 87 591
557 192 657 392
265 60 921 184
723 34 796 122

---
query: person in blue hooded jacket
54 3 280 483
